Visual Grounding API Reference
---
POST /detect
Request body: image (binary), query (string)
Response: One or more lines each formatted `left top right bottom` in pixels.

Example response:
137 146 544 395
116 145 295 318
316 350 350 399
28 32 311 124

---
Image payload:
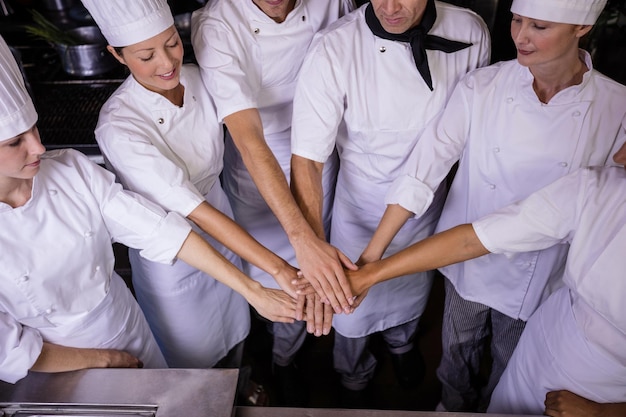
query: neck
530 50 588 104
162 83 185 107
0 178 33 208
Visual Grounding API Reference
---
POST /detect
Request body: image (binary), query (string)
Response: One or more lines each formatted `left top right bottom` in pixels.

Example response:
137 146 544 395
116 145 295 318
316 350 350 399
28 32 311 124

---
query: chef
191 0 355 405
366 0 626 411
290 0 490 404
79 0 305 370
344 153 626 415
0 35 297 384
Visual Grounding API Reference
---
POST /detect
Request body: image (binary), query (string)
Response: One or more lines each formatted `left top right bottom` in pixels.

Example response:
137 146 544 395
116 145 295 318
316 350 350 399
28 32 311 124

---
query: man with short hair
290 0 490 404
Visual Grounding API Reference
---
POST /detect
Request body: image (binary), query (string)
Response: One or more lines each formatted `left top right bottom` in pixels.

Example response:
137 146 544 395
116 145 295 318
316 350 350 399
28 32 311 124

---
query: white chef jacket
0 149 191 383
191 0 354 288
386 51 626 320
95 66 250 368
473 167 626 412
96 65 222 216
291 3 490 337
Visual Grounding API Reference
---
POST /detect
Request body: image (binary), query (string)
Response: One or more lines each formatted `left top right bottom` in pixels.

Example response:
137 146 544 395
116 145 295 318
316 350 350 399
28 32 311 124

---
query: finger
338 250 358 270
314 295 324 336
295 294 306 321
322 302 333 335
305 295 315 334
328 265 354 311
316 273 344 314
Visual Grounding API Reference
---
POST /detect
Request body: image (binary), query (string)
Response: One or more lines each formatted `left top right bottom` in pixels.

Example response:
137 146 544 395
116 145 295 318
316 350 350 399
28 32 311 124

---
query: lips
159 68 177 80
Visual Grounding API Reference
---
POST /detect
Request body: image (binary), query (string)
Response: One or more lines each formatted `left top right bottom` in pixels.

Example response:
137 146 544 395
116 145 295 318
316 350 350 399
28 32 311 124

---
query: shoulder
98 78 149 128
192 0 242 32
41 148 90 167
314 6 364 45
459 59 518 90
39 148 98 183
432 1 489 42
587 69 626 103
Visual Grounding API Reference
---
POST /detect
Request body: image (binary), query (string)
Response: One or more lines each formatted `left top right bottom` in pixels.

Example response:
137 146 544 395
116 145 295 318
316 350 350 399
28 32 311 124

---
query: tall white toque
511 0 607 25
0 35 37 142
80 0 174 47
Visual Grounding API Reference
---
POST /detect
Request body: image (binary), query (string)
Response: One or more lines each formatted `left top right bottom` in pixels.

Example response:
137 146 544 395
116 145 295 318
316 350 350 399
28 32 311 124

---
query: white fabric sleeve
473 169 586 256
340 0 357 14
96 123 204 218
192 23 259 121
385 75 474 216
65 150 192 265
291 36 346 163
0 311 43 384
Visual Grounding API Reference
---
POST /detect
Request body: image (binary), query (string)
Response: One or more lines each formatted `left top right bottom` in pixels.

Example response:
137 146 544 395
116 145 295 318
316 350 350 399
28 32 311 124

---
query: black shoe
273 362 308 407
339 385 371 409
389 347 425 389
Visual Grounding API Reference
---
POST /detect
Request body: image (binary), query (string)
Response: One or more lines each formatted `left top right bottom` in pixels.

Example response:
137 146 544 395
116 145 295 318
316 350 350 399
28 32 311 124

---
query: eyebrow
132 32 178 53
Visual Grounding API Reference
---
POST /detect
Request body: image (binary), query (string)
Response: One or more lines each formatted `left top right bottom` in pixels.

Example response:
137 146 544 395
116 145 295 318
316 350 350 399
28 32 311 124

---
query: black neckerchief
365 1 472 91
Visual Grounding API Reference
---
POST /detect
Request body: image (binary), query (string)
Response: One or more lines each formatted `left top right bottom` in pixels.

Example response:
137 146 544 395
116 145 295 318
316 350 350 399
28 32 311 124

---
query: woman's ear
107 45 126 65
575 24 593 38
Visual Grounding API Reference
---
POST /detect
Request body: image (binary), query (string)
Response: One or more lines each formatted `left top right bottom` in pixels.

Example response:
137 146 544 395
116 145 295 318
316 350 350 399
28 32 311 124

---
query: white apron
130 181 250 368
41 274 167 369
488 287 626 415
331 163 446 338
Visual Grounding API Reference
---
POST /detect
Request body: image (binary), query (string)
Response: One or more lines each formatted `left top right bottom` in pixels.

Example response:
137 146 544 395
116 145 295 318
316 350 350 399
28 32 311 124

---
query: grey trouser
269 320 308 366
436 278 526 412
333 318 419 390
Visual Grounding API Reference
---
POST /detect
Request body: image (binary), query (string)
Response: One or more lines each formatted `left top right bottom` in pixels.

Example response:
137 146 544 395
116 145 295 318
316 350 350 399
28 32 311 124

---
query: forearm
360 204 414 263
177 231 299 322
188 202 291 279
290 154 325 238
31 342 141 373
224 109 316 243
359 224 489 291
176 231 263 302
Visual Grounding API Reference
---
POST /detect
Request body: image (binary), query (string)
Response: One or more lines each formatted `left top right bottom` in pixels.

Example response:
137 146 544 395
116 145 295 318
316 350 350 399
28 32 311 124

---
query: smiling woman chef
0 34 297 384
79 0 307 371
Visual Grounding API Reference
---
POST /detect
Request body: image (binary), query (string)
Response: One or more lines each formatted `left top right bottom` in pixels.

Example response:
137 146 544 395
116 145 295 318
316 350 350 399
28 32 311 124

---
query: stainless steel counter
0 368 238 417
235 406 540 417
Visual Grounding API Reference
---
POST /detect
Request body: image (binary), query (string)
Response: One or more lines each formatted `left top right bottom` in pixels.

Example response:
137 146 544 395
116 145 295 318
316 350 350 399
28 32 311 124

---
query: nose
512 21 529 45
378 0 401 14
26 129 45 155
157 49 177 70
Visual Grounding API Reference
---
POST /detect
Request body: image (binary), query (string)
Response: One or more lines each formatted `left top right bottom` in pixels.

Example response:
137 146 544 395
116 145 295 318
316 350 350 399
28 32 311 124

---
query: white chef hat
511 0 607 25
0 36 37 142
80 0 174 47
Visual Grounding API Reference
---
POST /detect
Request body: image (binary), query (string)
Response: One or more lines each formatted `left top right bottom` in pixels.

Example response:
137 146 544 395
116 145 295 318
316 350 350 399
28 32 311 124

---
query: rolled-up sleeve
384 76 474 217
473 169 583 256
68 150 192 265
292 36 346 163
0 311 43 384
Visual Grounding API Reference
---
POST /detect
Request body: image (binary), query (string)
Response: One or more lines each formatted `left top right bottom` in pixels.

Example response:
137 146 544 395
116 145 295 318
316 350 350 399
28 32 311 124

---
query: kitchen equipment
54 26 117 76
0 368 239 417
